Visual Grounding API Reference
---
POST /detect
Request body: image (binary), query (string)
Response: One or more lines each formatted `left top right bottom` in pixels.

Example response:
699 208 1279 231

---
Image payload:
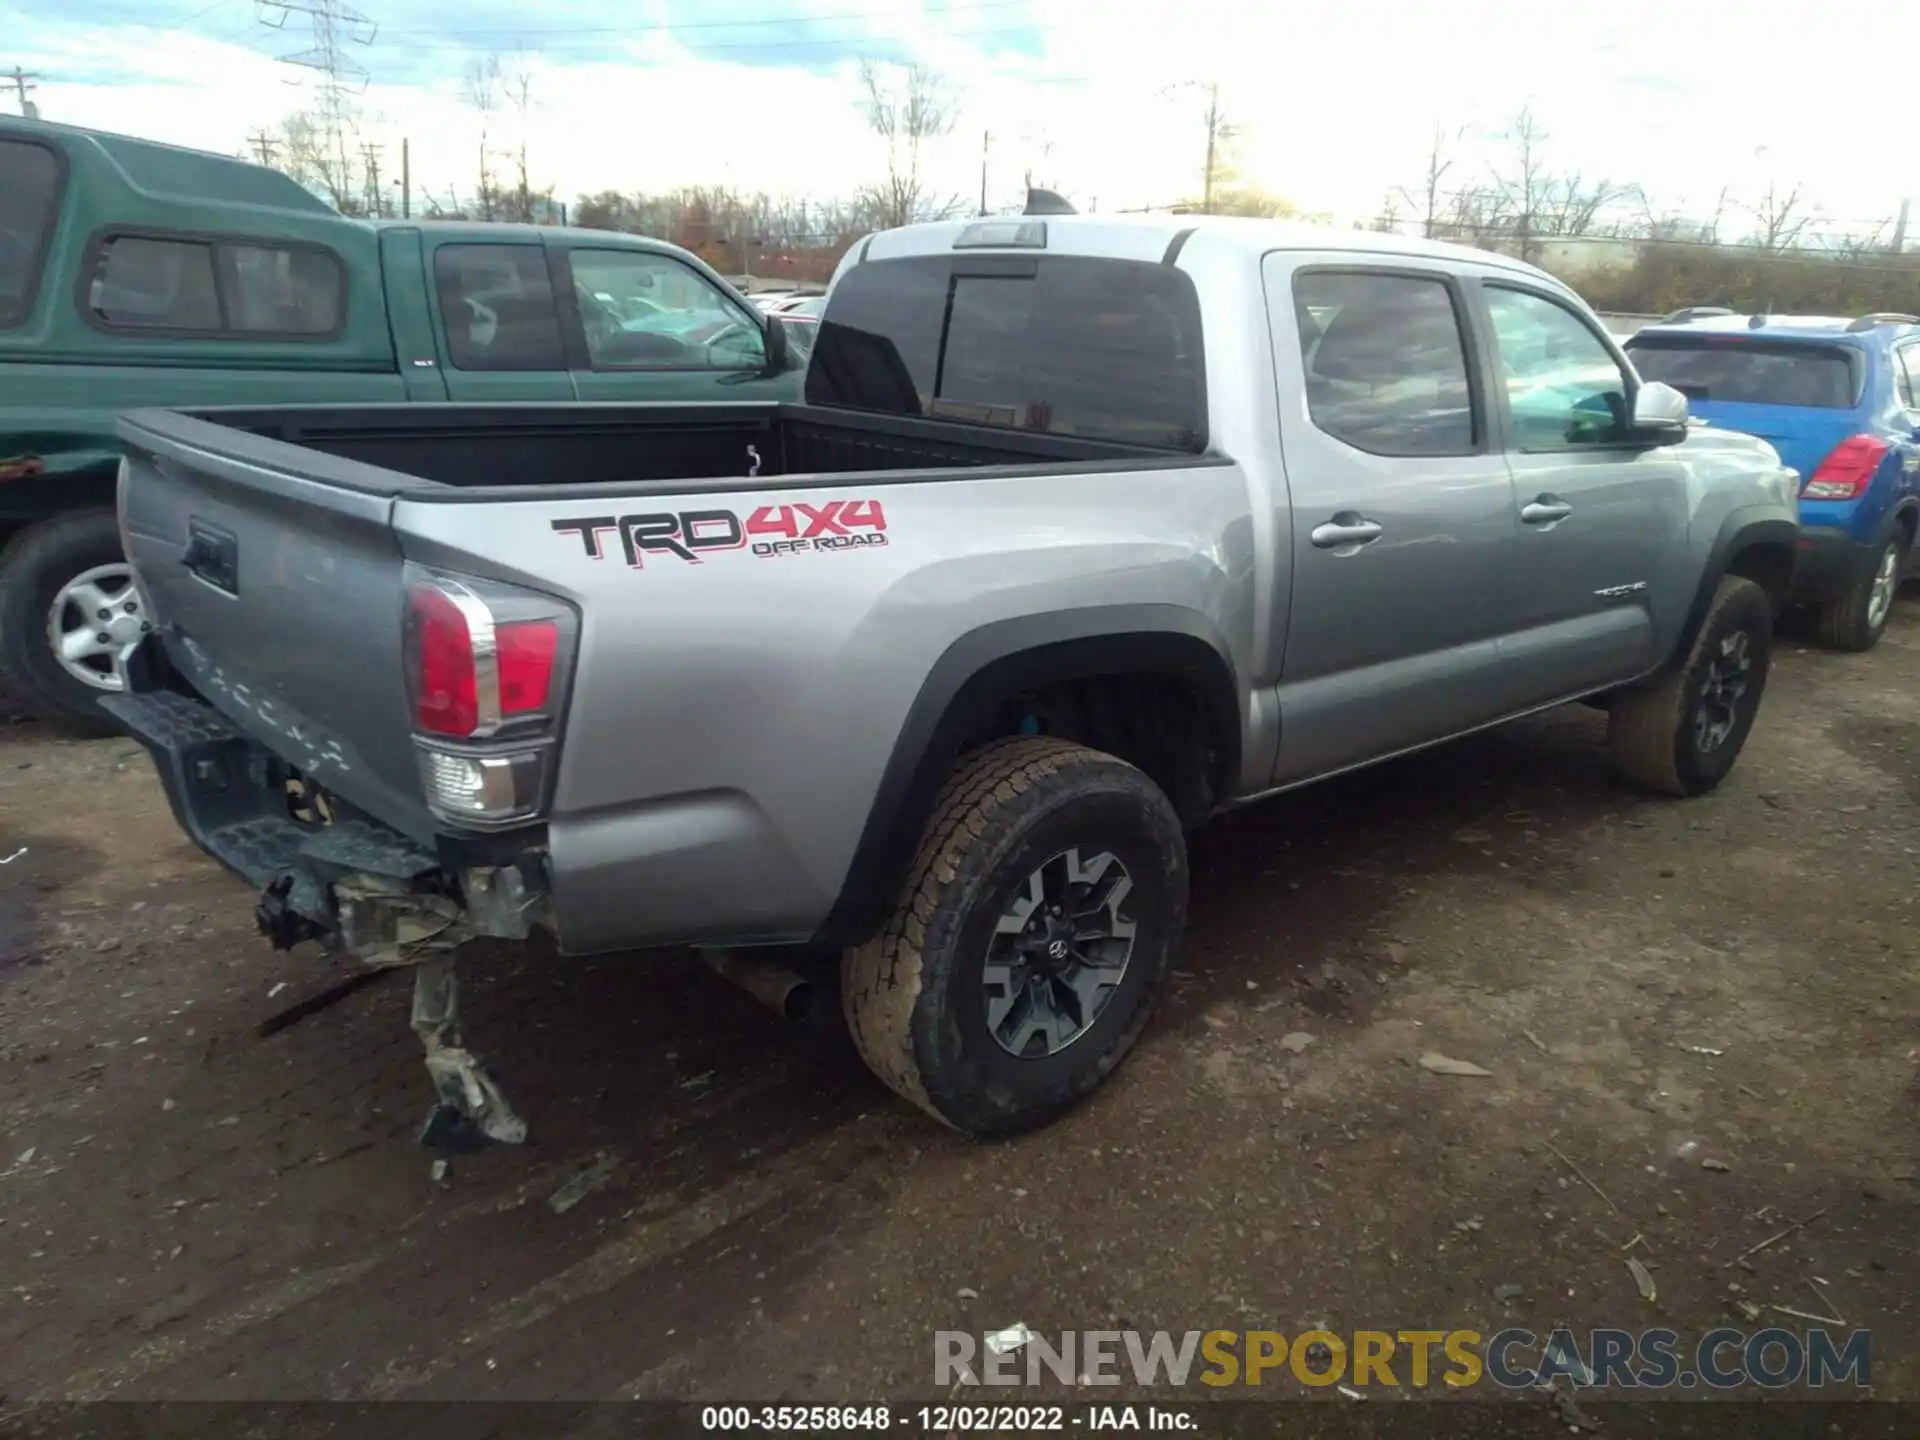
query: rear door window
1627 338 1862 408
1291 270 1478 456
0 138 61 329
807 254 1206 450
433 243 566 372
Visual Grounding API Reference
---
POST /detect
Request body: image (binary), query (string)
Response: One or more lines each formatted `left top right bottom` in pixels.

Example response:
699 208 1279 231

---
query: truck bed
111 398 1231 944
135 401 1170 498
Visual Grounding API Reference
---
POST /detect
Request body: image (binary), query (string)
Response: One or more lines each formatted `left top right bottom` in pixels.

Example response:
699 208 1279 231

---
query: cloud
2 0 1909 234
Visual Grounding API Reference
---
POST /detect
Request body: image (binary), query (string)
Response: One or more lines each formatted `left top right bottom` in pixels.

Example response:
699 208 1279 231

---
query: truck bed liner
122 401 1193 500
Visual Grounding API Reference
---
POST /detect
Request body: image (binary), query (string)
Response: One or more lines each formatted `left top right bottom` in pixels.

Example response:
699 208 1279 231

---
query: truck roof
369 219 702 255
860 212 1560 283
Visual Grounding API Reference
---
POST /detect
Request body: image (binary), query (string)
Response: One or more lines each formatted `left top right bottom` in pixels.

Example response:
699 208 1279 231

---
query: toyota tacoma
105 207 1801 1145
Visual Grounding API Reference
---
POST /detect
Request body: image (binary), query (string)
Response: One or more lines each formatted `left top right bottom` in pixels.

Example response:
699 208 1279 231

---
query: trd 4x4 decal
552 500 889 567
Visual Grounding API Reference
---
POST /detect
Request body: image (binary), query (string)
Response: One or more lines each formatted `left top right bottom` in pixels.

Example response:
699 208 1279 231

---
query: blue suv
1626 310 1920 651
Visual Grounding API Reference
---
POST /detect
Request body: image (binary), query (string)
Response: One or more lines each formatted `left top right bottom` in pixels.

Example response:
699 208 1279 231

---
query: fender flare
1671 507 1799 670
814 605 1242 948
1888 496 1920 547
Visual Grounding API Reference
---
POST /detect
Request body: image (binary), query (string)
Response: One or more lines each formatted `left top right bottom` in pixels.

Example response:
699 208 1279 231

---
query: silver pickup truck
106 211 1800 1147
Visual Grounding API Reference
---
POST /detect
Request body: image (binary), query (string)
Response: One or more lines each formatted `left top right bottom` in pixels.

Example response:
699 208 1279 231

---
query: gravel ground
1 608 1916 1413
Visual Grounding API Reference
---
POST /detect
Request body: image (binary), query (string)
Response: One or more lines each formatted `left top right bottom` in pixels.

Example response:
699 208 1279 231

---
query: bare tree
1397 124 1461 239
275 107 364 214
1489 104 1549 262
859 60 961 228
1745 179 1815 251
464 53 504 221
506 55 547 223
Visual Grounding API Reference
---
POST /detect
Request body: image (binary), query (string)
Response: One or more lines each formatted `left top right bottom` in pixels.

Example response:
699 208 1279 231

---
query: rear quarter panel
392 464 1260 952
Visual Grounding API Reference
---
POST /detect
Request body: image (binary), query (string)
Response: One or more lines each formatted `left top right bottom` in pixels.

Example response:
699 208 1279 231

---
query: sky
2 0 1911 237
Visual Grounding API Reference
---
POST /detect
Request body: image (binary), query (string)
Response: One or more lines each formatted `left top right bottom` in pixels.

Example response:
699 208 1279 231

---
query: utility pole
399 136 410 219
247 129 280 167
361 141 382 218
1893 197 1911 255
6 65 40 118
980 130 990 216
1201 81 1220 215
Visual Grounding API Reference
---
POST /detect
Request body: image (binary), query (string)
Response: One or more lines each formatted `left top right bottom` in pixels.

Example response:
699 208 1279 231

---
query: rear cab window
1627 336 1863 409
433 243 565 372
806 254 1206 451
82 232 345 337
0 137 65 329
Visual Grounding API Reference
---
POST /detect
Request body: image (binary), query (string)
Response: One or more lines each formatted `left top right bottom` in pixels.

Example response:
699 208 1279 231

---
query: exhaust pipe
701 950 817 1022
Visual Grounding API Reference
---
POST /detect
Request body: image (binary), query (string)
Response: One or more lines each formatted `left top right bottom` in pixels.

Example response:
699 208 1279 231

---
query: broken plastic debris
421 1047 528 1147
1279 1032 1315 1055
985 1324 1035 1356
548 1153 619 1214
957 1287 979 1300
1336 1385 1365 1401
15 1146 36 1167
1419 1052 1491 1077
267 982 289 999
1627 1257 1657 1303
1678 1043 1725 1057
0 847 26 865
1701 1158 1732 1173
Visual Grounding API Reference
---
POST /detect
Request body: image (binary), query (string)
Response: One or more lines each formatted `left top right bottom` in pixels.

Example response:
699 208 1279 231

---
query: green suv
0 116 803 731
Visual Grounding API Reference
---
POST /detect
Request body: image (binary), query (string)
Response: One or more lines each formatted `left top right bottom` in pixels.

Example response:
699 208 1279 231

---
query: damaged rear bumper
101 686 550 965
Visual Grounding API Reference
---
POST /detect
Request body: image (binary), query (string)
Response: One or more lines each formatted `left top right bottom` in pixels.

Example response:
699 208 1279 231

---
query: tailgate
115 408 434 840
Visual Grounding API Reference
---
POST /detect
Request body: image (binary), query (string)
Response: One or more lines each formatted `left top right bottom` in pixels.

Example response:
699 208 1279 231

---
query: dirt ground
1 606 1916 1413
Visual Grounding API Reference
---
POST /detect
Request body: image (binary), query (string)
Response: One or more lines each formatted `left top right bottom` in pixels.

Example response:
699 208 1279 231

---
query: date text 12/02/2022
551 500 890 568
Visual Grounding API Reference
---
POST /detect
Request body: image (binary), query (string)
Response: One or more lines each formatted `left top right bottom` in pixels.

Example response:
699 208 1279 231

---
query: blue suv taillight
1801 434 1890 500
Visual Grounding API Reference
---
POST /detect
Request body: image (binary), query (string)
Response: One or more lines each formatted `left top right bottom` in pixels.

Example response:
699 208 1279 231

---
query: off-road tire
842 736 1188 1137
1811 532 1902 653
1607 575 1772 798
0 509 128 736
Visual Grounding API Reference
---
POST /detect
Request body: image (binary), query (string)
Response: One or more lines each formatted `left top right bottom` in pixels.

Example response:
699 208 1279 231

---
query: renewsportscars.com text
935 1327 1872 1391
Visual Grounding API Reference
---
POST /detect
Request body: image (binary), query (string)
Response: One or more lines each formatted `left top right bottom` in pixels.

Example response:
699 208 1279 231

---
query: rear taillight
1801 435 1890 501
497 619 559 715
411 583 481 737
404 570 572 828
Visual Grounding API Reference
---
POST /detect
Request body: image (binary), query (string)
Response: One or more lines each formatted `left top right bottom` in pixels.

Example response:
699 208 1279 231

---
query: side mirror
763 311 792 372
1630 380 1689 443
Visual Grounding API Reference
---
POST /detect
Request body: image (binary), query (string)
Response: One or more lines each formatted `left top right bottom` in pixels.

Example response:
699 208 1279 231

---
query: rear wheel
0 509 144 735
842 736 1187 1137
1607 575 1772 797
1811 533 1902 653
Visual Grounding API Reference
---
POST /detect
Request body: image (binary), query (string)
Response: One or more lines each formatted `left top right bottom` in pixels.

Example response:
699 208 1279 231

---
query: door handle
1521 496 1574 525
1309 514 1384 550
